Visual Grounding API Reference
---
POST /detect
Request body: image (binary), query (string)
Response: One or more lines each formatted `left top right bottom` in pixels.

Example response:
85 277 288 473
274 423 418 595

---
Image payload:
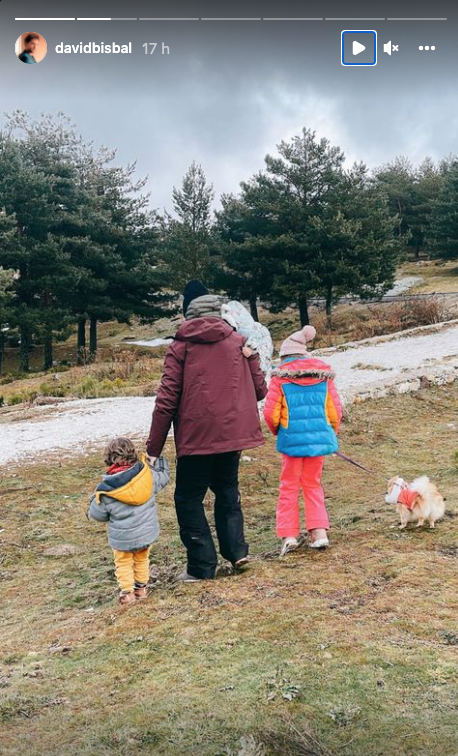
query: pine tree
217 130 402 327
216 129 346 326
0 112 173 370
412 158 446 258
312 163 402 322
428 159 458 260
162 162 215 288
214 194 279 320
0 113 81 370
67 151 171 359
373 156 415 242
0 264 15 375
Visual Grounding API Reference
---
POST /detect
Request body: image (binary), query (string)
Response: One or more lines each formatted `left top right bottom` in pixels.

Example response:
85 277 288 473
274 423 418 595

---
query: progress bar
14 16 448 22
138 18 200 21
387 17 447 20
15 18 76 20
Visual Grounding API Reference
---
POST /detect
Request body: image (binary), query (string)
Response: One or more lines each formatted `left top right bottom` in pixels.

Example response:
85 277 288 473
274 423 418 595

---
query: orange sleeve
326 379 343 433
263 376 283 436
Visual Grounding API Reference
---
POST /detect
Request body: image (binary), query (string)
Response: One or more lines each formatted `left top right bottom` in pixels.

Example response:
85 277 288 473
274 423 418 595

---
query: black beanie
182 280 209 315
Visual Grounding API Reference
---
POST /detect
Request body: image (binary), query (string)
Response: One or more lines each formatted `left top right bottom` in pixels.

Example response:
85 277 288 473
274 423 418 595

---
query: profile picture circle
16 32 47 64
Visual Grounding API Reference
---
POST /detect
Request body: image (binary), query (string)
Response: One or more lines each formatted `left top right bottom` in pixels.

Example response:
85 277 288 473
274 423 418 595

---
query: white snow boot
280 537 299 557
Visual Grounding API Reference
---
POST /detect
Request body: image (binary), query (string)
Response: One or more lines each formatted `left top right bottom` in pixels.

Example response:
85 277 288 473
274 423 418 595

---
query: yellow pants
112 547 151 593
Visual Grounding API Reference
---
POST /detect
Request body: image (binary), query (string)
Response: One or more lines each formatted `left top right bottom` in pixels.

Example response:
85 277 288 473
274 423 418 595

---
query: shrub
7 390 38 405
8 394 24 406
74 376 127 399
39 382 67 398
306 297 449 348
401 296 446 327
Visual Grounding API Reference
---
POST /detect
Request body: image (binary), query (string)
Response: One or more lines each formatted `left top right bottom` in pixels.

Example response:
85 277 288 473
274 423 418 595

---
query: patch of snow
385 276 423 297
0 397 156 466
319 323 458 392
127 338 173 348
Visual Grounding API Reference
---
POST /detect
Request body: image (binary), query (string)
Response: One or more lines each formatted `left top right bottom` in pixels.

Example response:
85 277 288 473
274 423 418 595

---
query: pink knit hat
279 325 317 357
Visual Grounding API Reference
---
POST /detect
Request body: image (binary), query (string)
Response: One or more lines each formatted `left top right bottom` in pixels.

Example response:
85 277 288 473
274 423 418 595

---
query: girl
264 326 342 556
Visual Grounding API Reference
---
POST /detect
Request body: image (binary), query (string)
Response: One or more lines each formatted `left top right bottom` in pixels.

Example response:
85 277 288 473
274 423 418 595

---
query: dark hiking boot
177 571 202 583
234 556 250 570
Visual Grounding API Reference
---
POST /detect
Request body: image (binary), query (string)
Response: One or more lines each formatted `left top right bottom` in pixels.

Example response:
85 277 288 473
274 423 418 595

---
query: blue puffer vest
276 358 339 458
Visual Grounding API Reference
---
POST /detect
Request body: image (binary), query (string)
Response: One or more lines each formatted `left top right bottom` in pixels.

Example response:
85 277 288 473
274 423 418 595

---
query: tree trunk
43 291 54 370
20 325 31 373
89 316 97 358
43 329 53 371
19 262 31 372
249 294 259 322
325 286 333 328
298 296 310 328
77 318 86 365
0 330 4 376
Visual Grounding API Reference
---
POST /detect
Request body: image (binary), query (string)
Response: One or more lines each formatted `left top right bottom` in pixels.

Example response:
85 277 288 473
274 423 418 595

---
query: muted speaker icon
384 40 399 55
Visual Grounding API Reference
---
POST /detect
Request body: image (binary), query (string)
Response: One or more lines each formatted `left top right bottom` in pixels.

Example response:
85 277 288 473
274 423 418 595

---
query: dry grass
1 383 458 756
263 716 336 756
0 351 165 405
262 297 451 352
401 260 458 294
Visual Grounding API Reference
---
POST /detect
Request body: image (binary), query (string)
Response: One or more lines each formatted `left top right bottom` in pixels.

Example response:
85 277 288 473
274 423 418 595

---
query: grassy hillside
1 383 458 756
402 260 458 294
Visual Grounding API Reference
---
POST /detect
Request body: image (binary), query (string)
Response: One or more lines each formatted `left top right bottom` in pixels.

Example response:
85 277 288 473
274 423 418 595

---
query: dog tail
410 476 431 497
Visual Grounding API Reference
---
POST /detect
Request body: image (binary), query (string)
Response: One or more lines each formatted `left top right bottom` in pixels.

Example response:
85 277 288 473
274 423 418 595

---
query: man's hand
146 454 157 466
242 346 253 359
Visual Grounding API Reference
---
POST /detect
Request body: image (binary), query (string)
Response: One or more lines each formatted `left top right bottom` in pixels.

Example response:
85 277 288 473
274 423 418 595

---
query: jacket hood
272 356 335 383
95 456 153 505
175 317 234 344
185 294 225 322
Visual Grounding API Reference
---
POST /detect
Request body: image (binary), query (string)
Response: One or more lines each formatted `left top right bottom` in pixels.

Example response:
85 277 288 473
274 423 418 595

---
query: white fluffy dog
386 476 446 530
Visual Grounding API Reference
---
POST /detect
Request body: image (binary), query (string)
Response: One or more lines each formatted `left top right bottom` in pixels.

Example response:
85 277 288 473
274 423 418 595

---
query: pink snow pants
276 454 330 537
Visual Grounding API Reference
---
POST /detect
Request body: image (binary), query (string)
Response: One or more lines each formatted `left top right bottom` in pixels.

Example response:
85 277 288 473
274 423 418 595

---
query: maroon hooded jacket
146 317 268 458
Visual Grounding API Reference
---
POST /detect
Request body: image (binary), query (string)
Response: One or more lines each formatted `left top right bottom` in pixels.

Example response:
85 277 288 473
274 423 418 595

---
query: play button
353 40 366 55
342 30 377 66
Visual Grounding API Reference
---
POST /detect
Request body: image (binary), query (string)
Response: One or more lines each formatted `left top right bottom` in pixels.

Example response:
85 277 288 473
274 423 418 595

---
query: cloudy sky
1 0 456 211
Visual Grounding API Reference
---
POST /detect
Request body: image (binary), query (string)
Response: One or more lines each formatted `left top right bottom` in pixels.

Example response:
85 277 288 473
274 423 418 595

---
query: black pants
174 452 248 579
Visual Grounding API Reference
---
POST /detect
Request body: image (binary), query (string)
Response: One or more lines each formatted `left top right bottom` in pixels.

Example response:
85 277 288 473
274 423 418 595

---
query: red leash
334 451 374 475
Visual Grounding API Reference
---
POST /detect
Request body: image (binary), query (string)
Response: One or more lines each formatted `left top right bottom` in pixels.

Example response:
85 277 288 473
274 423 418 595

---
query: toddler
88 437 169 604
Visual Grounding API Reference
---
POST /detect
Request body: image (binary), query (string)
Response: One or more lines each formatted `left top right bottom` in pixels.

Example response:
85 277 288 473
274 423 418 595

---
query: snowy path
384 276 423 297
317 322 458 393
2 321 458 466
0 397 157 466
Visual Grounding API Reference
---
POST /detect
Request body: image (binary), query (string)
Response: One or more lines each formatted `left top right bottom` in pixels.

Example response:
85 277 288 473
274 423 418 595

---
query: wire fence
308 291 458 306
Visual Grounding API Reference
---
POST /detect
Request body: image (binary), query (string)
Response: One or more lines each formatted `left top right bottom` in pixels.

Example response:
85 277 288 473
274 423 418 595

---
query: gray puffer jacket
87 457 169 552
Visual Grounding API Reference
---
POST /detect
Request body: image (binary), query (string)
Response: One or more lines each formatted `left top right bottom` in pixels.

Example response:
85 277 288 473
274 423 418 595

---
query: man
19 34 39 64
146 281 268 582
